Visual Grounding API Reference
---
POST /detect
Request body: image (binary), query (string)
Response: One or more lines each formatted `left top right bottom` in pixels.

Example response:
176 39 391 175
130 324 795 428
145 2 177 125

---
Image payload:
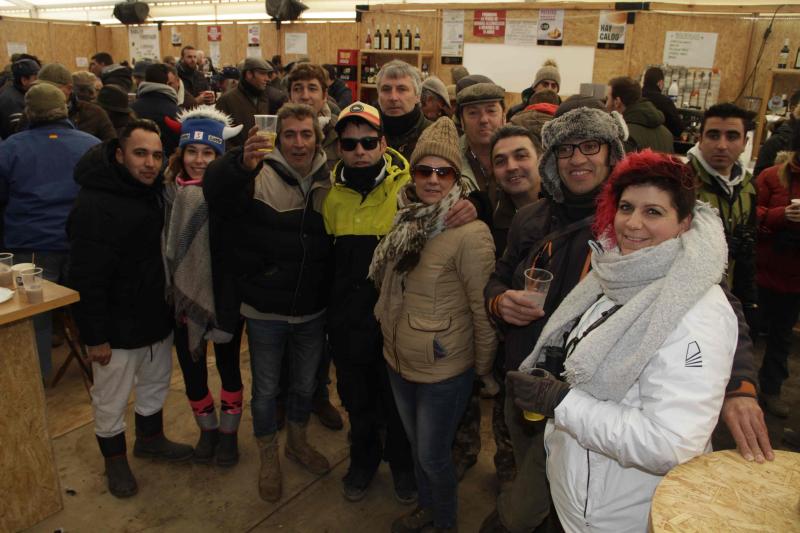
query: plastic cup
11 262 35 290
0 253 13 289
523 268 553 309
21 267 44 304
254 114 278 153
522 368 552 422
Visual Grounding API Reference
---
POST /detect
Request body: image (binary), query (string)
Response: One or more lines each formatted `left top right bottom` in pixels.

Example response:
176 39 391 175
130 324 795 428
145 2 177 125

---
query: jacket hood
136 82 178 103
332 146 408 186
524 102 558 115
623 100 665 128
75 139 164 196
265 144 328 185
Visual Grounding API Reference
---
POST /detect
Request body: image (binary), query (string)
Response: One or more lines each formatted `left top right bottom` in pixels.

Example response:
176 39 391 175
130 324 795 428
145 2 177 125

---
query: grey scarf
165 182 232 360
369 181 463 327
519 201 728 402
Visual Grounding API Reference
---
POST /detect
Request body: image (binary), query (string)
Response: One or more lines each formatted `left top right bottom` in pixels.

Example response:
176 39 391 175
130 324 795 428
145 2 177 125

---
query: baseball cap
335 101 381 133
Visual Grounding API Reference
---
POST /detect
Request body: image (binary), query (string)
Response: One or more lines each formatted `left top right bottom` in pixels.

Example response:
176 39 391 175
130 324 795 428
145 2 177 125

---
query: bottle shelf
360 49 433 55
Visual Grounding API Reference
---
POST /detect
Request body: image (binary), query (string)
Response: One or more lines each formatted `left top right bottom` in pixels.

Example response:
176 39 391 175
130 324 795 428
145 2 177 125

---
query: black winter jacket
642 85 683 138
131 84 181 157
203 147 333 317
754 119 795 178
67 141 172 349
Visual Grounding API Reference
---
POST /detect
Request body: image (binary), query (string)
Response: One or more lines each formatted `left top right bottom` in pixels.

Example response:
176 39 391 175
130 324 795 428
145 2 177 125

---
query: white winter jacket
545 285 737 533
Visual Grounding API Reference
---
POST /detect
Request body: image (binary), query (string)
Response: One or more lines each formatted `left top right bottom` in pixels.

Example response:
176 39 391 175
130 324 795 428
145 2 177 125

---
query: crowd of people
1 45 799 532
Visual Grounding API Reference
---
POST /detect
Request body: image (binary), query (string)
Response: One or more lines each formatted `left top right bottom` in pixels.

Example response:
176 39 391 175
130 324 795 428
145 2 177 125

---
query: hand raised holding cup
254 115 277 155
523 268 553 309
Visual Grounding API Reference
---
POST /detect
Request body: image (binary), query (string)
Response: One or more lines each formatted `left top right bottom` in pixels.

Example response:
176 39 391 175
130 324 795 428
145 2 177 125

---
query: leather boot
97 433 138 498
133 410 194 462
257 434 281 502
285 421 330 475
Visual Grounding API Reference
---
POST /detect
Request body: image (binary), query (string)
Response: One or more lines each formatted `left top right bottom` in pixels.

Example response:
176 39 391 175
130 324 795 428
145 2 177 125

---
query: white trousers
91 333 174 438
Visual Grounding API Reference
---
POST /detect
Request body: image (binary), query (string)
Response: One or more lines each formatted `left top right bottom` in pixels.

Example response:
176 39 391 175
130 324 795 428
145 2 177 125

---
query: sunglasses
339 137 380 151
554 140 604 159
412 164 459 181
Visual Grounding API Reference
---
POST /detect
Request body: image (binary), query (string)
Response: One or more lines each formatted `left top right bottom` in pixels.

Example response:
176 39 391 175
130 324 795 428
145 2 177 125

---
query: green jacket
688 150 758 307
623 100 674 154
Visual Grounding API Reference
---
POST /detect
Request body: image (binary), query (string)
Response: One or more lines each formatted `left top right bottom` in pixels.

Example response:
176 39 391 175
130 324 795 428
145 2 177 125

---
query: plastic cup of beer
522 368 552 422
11 262 35 290
0 253 13 289
523 268 553 309
254 114 278 153
21 267 44 304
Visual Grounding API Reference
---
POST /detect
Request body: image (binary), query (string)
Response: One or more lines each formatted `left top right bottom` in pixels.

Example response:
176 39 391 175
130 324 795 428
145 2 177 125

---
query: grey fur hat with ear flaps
538 107 628 203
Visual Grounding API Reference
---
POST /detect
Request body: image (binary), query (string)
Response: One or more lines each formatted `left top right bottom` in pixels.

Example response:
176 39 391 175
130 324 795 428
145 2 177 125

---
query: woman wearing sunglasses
369 117 497 533
507 151 738 532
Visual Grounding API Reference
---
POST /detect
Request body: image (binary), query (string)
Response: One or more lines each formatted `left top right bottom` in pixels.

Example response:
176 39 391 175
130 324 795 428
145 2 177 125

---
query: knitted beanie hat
169 105 243 155
38 63 73 87
410 116 462 174
25 82 68 123
538 107 628 202
533 59 560 91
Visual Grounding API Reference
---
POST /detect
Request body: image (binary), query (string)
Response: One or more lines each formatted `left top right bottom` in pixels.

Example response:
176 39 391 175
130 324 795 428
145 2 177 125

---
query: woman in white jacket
506 150 738 532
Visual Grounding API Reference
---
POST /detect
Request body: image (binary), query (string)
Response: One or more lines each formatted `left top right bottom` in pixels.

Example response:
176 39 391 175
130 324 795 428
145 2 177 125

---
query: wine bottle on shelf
396 25 403 50
778 38 789 69
365 28 372 49
375 25 382 50
414 26 421 50
404 25 412 51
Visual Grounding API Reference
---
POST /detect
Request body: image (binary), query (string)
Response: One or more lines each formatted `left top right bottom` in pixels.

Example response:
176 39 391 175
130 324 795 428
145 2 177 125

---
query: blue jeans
12 250 69 380
388 366 474 529
247 314 325 437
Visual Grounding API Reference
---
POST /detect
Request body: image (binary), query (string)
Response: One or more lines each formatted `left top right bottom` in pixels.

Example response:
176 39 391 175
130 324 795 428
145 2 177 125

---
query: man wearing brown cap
38 63 116 141
0 83 100 380
420 76 452 121
216 57 287 149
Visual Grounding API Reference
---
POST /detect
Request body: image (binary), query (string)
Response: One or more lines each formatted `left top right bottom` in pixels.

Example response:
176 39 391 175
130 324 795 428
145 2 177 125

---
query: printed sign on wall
597 11 627 50
473 10 507 38
537 9 564 46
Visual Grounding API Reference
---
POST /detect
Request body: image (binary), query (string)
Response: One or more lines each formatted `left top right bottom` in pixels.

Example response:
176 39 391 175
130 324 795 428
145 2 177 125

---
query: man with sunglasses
480 106 771 533
322 102 477 505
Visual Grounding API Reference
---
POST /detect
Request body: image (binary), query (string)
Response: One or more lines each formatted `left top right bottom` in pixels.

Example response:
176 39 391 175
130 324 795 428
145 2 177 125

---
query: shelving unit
356 49 436 99
752 68 800 161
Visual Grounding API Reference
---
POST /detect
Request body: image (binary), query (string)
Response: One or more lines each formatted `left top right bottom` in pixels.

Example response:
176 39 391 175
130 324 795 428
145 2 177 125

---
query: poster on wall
663 32 718 68
207 25 222 42
7 42 27 57
208 42 221 66
129 26 161 62
596 11 627 50
248 24 261 46
505 20 537 47
441 10 465 61
285 33 308 55
171 27 181 46
473 10 506 38
537 9 564 46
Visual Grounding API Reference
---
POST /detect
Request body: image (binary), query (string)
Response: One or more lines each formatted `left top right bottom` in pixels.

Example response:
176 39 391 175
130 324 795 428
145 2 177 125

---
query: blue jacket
0 120 100 251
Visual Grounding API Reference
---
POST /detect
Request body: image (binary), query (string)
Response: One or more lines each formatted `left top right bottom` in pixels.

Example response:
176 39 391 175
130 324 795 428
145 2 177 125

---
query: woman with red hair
507 150 738 532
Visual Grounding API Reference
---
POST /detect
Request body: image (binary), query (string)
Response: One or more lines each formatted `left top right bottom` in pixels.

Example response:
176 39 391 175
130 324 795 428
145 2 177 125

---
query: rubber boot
97 433 138 498
217 388 243 467
190 392 219 464
133 410 194 462
285 421 330 475
257 433 281 502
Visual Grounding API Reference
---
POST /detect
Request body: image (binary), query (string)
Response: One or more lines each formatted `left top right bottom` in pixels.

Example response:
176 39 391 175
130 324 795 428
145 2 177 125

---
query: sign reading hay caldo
597 11 627 50
473 10 507 37
537 9 564 46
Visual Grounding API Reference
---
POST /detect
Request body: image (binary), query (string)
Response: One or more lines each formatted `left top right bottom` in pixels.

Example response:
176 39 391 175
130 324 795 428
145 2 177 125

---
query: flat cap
242 57 273 73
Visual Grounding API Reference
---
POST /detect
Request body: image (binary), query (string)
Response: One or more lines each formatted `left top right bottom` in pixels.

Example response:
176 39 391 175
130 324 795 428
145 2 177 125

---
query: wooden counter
0 280 79 532
651 449 800 532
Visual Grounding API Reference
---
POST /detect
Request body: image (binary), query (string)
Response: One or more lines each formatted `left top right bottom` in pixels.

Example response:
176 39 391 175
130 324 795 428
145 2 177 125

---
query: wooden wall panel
0 19 52 62
95 26 113 58
49 22 96 69
216 23 239 67
744 18 800 105
110 26 129 64
626 12 752 103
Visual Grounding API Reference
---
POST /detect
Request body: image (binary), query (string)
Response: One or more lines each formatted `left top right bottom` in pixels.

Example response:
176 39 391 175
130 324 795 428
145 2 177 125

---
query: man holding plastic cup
480 106 772 533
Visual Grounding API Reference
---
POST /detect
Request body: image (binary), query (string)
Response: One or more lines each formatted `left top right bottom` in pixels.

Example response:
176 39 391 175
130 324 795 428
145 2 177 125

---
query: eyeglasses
554 140 604 159
412 164 459 181
339 137 380 151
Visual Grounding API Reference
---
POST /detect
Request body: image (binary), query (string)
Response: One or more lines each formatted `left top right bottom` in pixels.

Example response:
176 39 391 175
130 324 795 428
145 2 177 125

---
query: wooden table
651 449 800 532
0 280 79 532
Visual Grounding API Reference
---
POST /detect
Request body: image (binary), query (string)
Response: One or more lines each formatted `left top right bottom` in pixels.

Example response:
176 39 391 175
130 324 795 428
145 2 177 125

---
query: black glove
506 369 570 419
